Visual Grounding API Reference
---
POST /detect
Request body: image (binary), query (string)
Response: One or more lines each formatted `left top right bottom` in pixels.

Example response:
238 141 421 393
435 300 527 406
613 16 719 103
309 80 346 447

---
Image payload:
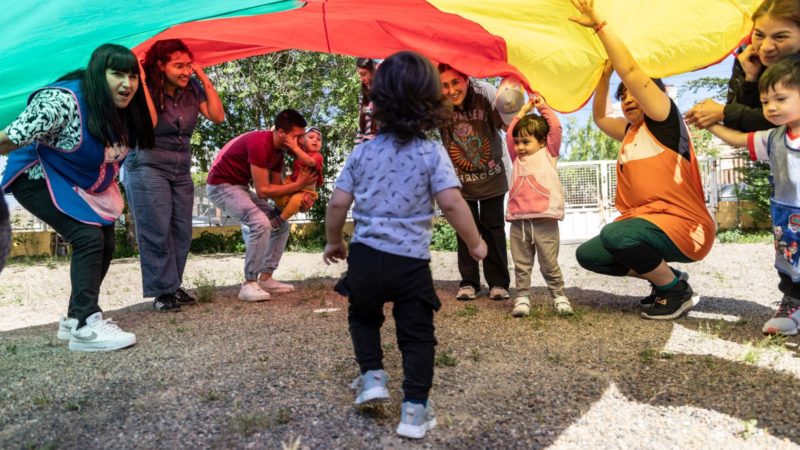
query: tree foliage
682 76 728 102
193 50 361 226
562 115 619 161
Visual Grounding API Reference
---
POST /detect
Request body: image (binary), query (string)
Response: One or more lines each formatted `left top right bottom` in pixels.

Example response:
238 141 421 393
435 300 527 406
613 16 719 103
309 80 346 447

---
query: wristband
593 20 607 34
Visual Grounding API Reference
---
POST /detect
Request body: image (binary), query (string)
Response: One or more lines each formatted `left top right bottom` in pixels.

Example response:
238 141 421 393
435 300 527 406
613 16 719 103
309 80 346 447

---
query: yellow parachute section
431 0 760 112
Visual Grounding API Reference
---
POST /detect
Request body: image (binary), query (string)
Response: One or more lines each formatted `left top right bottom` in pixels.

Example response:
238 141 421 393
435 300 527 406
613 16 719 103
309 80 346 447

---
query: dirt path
0 243 798 449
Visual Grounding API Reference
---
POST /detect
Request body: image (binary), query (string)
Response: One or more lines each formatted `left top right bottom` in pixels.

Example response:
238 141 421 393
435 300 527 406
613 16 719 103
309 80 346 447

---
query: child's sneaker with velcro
396 401 436 439
762 295 800 336
351 369 391 405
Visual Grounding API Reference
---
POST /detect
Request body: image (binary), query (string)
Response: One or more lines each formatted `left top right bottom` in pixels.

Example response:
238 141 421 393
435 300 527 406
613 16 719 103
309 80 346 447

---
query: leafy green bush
287 223 327 252
734 151 771 226
190 230 245 254
717 228 773 244
431 221 458 251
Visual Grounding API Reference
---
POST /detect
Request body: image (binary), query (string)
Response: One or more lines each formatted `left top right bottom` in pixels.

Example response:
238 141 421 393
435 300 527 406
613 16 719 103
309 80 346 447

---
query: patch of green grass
191 271 217 303
716 229 772 244
638 348 673 364
200 390 226 403
435 350 458 367
697 320 730 339
23 441 59 450
5 343 17 355
33 395 52 407
756 334 788 352
468 348 482 362
456 304 480 317
231 407 292 437
739 419 759 439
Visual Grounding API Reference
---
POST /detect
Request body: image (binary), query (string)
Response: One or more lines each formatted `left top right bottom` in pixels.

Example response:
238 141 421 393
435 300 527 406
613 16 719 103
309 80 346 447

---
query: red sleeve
747 132 757 161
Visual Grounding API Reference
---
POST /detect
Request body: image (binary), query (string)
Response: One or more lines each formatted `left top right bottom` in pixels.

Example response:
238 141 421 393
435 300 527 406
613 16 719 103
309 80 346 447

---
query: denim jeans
206 183 290 280
11 174 112 327
122 148 194 297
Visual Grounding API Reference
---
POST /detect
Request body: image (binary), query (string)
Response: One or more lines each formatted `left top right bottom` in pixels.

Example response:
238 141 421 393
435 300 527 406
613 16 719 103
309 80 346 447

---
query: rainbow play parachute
1 0 760 125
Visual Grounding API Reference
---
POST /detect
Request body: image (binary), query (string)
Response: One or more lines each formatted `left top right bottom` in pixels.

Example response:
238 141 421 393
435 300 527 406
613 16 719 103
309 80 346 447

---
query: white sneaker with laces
258 278 296 294
238 282 271 302
57 316 78 340
68 312 136 352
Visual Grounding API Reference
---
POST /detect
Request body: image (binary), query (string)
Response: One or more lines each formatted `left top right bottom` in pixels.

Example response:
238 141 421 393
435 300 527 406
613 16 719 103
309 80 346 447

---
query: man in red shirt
207 109 315 302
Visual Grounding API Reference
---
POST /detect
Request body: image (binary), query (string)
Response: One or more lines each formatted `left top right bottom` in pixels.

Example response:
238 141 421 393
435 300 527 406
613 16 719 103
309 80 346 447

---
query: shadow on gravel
0 281 798 449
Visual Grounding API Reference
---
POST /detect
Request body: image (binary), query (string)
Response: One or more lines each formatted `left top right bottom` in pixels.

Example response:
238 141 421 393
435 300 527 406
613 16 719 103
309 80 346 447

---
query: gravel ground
0 243 799 449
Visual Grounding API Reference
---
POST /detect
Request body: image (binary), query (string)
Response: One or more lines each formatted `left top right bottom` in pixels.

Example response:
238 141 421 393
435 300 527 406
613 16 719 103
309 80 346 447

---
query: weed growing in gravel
64 399 86 412
757 334 788 353
738 419 759 439
33 395 52 407
638 348 673 364
382 343 395 351
232 412 271 437
168 317 177 325
456 304 480 317
281 435 303 450
192 271 217 303
469 348 482 362
435 350 458 367
698 320 729 339
742 345 759 364
200 390 226 403
545 351 562 365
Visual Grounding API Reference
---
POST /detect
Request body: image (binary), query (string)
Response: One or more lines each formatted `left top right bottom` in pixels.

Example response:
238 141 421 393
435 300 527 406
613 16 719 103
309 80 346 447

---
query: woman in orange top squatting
570 0 715 320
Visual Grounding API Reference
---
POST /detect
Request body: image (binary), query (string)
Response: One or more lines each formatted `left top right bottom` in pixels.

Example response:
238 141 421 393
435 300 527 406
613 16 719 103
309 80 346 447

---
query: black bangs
106 47 140 74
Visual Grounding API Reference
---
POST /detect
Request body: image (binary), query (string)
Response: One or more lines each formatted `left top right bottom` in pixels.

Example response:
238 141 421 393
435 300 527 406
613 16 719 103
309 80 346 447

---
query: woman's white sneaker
57 316 78 340
68 312 136 352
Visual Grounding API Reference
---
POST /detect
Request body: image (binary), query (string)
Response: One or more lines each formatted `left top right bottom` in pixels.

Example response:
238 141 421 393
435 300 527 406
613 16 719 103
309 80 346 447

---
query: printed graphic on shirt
446 111 502 184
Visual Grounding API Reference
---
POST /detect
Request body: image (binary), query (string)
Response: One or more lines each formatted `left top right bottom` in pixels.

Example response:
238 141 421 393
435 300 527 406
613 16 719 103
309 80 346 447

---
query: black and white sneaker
640 268 689 308
175 287 197 306
641 280 698 320
153 293 182 312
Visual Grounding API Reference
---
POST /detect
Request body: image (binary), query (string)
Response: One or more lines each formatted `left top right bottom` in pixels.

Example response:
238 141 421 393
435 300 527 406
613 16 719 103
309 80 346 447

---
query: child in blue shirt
324 50 487 439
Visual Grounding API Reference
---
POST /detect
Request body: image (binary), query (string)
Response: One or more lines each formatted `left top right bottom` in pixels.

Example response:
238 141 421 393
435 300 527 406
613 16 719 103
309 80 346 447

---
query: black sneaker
153 293 182 312
174 287 197 306
641 280 698 320
639 268 689 308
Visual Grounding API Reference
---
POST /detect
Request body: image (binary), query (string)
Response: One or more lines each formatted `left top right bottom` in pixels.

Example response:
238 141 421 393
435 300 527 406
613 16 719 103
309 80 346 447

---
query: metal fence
4 155 747 232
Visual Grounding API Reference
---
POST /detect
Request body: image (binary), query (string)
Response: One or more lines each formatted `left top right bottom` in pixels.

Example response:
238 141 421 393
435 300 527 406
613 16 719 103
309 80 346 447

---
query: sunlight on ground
686 310 741 322
664 324 800 380
548 383 799 449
